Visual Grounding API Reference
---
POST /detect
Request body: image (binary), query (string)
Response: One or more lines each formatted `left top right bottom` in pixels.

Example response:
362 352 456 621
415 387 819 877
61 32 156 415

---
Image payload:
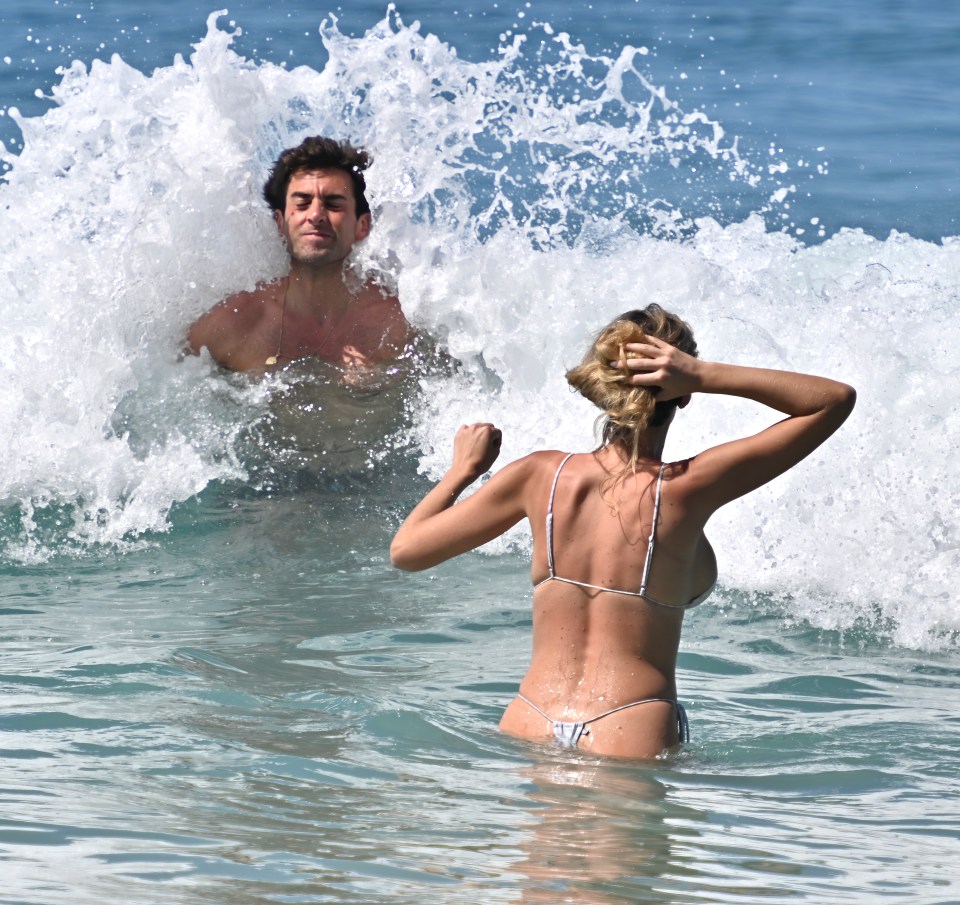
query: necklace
264 280 287 366
264 278 349 367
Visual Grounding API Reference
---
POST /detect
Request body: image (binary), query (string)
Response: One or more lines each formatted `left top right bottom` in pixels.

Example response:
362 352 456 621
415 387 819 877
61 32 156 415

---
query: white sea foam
1 11 957 647
412 216 960 650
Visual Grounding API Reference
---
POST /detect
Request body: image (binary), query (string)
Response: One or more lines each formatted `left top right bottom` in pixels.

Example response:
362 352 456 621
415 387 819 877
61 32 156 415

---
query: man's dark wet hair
262 136 372 217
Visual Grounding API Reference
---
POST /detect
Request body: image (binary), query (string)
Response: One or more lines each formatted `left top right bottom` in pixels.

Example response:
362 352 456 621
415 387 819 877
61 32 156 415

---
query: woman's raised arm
390 424 533 571
618 336 857 510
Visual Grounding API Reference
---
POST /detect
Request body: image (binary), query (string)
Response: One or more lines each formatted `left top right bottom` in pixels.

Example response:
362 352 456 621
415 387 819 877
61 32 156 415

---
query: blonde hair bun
566 304 698 466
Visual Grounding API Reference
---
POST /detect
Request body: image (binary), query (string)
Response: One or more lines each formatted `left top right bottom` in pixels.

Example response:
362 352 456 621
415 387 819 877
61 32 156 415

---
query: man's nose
306 200 329 222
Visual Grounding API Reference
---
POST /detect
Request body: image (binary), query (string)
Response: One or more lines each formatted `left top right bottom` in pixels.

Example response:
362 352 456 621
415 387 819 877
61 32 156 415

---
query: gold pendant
265 356 278 366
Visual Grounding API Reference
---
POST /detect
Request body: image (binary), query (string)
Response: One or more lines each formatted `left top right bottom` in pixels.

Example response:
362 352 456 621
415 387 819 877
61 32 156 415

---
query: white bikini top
533 453 714 609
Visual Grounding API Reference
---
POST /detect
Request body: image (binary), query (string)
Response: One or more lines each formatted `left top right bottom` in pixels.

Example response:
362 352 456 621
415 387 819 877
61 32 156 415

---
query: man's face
275 168 371 267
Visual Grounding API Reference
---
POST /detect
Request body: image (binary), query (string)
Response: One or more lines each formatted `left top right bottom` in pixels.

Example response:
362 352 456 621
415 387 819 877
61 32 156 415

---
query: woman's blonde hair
565 304 698 471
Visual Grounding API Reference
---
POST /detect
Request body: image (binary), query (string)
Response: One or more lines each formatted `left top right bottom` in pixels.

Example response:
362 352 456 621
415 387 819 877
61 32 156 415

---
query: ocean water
2 2 960 903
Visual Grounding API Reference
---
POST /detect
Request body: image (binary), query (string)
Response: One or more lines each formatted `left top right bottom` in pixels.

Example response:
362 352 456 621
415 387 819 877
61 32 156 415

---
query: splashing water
1 10 958 650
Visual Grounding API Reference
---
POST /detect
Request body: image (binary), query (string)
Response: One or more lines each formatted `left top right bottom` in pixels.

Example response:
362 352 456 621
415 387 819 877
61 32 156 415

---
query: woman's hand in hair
452 423 503 482
613 335 701 401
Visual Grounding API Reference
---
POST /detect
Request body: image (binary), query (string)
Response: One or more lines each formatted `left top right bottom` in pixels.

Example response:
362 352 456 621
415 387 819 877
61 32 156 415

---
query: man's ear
355 213 372 242
678 394 692 409
274 209 284 235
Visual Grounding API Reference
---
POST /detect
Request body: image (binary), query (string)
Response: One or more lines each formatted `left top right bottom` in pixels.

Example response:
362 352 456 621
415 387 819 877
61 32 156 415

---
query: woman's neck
602 424 670 465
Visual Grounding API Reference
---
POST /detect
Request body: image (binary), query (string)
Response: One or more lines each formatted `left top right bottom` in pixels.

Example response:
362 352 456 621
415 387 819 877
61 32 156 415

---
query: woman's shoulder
658 454 730 526
493 449 575 489
661 457 694 478
526 448 576 465
660 457 711 496
520 449 590 477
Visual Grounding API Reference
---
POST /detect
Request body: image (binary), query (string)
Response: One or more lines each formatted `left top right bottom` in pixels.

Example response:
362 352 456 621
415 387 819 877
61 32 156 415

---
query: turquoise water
6 491 960 902
2 2 960 902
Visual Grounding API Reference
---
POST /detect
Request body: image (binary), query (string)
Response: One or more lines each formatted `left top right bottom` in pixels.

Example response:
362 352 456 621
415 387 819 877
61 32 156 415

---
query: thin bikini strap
639 463 667 597
517 693 553 721
518 693 689 743
580 696 677 726
545 453 575 578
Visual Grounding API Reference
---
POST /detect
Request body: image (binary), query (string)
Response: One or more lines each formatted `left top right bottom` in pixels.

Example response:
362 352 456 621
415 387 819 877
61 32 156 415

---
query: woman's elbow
819 382 856 435
389 537 426 571
835 383 857 418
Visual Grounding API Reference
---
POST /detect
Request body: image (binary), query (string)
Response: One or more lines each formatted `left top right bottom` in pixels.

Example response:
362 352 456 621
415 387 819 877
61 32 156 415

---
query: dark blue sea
2 2 959 903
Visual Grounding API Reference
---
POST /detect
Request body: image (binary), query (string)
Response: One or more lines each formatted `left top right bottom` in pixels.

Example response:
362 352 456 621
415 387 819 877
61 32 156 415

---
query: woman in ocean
390 305 856 759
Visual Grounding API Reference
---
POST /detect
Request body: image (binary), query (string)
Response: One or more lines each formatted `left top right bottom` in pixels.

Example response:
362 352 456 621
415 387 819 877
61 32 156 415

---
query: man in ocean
187 136 411 373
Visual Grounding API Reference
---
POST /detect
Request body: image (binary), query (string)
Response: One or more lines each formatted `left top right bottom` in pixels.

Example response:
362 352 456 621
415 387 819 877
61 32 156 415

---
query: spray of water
1 10 957 648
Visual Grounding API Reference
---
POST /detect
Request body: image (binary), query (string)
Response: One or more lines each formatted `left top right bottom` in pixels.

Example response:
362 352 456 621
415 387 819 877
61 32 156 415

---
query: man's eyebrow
289 190 350 201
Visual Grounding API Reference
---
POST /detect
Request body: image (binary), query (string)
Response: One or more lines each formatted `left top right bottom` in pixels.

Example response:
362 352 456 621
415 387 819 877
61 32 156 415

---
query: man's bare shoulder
191 282 277 335
352 280 403 313
351 284 411 348
187 280 282 365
